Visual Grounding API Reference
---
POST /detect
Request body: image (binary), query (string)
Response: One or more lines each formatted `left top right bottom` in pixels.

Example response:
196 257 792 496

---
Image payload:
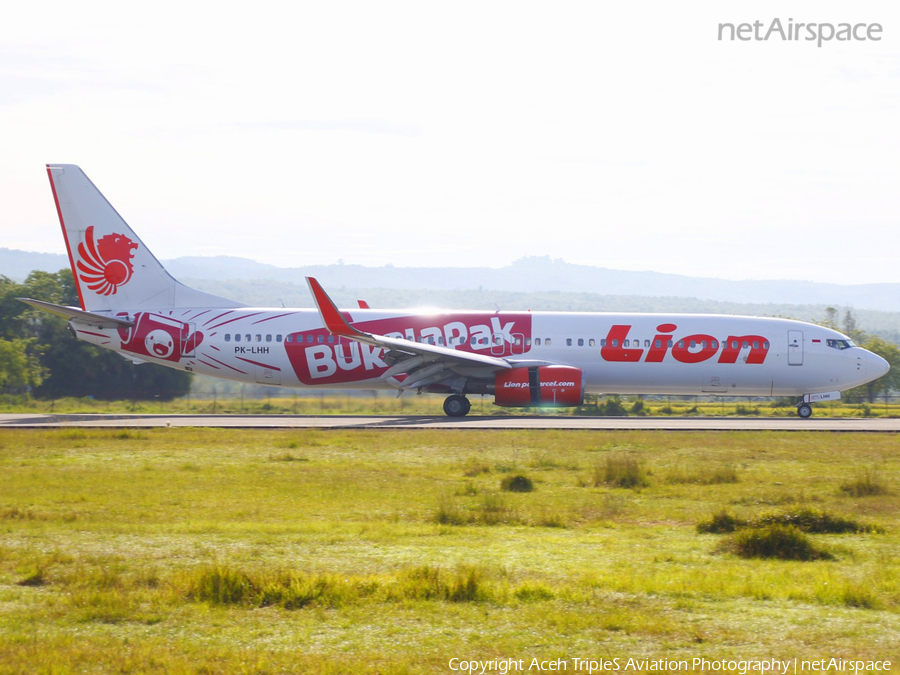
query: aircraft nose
866 350 890 379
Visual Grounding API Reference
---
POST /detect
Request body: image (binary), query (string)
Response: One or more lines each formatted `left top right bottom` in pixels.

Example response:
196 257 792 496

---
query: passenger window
266 335 272 343
601 339 607 347
577 338 584 347
276 335 283 342
525 338 531 346
763 341 770 349
742 341 749 349
667 340 674 348
678 340 685 348
255 334 261 342
612 339 619 347
317 335 324 343
654 340 661 348
589 339 596 347
245 334 251 343
515 336 522 346
235 334 241 342
545 338 552 347
644 340 650 348
753 341 759 350
535 338 541 346
225 334 231 342
711 340 718 349
566 338 573 346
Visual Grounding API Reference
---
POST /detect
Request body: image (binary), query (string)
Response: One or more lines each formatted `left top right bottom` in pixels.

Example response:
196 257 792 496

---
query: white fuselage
73 307 878 397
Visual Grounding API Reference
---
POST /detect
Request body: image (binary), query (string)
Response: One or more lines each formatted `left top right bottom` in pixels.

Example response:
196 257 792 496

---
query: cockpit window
826 339 853 350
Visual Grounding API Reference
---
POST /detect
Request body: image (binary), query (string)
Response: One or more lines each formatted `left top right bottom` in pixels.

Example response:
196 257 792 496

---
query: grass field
0 428 898 674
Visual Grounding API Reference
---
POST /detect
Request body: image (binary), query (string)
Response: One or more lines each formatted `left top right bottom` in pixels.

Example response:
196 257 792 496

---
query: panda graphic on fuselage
145 329 175 359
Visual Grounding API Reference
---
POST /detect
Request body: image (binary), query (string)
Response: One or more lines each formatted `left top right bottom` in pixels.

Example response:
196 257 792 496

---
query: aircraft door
788 330 803 366
181 323 197 358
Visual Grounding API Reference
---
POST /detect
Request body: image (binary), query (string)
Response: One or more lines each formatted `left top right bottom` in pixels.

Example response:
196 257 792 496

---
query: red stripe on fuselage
203 354 248 374
235 356 282 371
251 312 294 325
207 312 265 330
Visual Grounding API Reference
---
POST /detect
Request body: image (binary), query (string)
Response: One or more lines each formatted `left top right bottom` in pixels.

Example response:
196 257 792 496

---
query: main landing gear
443 394 471 417
796 402 813 419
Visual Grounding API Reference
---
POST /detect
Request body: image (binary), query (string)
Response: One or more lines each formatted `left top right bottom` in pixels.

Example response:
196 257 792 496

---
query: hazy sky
2 1 899 284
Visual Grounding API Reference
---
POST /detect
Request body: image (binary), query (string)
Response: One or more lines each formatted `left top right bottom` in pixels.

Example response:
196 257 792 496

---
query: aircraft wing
307 277 527 391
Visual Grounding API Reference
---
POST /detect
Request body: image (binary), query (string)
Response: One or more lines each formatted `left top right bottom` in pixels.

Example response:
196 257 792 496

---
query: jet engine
493 365 584 407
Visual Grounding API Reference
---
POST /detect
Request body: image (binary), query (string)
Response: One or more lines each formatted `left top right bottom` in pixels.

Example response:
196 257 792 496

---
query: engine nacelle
493 366 585 407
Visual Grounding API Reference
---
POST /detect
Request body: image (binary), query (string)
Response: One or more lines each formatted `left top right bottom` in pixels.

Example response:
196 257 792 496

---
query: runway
2 413 899 432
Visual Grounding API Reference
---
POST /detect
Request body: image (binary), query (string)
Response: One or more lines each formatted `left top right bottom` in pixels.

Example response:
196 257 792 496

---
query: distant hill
5 247 900 313
1 249 70 281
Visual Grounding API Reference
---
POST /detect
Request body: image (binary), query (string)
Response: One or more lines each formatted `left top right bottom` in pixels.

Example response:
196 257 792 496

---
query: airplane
19 164 890 419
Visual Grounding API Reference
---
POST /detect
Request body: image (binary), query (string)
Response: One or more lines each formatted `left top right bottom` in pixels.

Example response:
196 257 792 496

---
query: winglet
306 277 363 338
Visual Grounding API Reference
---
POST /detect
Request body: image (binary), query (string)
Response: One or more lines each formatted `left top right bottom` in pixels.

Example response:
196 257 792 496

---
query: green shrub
667 463 738 485
501 474 534 493
728 525 832 561
514 582 555 602
600 396 628 416
840 467 889 497
189 566 253 605
698 508 879 536
598 455 648 489
17 569 47 587
697 510 746 534
397 565 486 603
435 496 468 525
757 508 879 534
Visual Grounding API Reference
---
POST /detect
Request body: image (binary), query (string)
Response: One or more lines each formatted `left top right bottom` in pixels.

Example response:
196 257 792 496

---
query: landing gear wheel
797 403 813 419
443 394 471 417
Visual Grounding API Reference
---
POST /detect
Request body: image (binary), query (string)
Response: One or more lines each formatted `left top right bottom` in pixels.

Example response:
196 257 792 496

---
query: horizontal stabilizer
17 298 134 329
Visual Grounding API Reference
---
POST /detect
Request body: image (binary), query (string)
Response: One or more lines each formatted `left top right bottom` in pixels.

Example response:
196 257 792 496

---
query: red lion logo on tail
76 226 138 296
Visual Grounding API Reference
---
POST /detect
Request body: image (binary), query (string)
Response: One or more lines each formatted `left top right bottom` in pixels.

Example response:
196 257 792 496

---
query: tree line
0 271 190 399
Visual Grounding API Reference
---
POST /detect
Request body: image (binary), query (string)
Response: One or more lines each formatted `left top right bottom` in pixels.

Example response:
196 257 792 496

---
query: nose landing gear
796 403 813 419
443 394 471 417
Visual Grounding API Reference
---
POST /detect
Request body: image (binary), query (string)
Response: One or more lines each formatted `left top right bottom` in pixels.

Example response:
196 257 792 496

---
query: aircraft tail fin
46 164 243 312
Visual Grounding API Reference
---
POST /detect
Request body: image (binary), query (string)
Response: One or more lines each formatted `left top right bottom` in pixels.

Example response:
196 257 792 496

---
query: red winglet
358 300 370 309
306 277 360 337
